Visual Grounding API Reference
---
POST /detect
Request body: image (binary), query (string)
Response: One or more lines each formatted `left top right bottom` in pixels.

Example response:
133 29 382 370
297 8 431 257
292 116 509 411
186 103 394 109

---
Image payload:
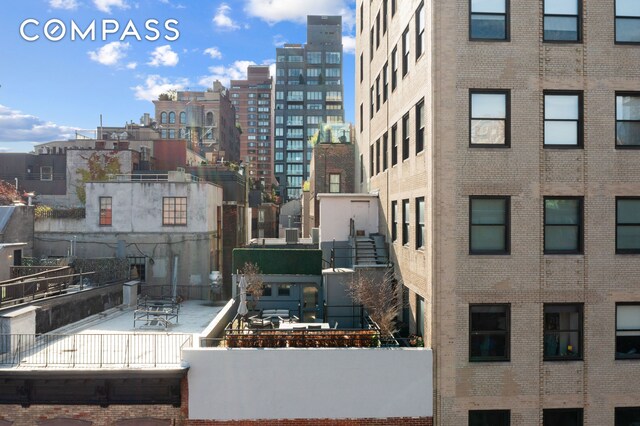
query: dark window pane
616 407 640 426
470 305 509 361
617 18 640 42
545 199 580 224
545 226 579 251
472 199 506 224
617 226 640 250
471 307 508 331
471 15 506 39
470 334 507 358
543 409 583 426
544 17 578 41
469 410 510 426
544 305 582 359
618 199 640 223
617 122 640 146
471 226 506 251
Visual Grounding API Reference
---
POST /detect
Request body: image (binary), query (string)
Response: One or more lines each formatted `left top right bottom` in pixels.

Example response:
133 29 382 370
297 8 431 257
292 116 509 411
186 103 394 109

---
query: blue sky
0 0 356 152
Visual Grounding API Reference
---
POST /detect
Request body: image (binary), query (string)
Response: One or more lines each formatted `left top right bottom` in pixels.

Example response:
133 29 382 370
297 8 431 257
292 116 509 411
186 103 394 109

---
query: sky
0 0 356 153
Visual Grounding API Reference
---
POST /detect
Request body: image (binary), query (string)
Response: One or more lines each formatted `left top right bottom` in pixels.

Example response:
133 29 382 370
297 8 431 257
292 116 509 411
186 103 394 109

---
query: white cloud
244 0 356 30
198 60 257 88
49 0 80 10
213 3 240 30
93 0 129 13
203 47 222 59
88 41 130 67
0 104 79 145
147 45 179 67
273 34 287 47
342 34 355 54
132 75 190 102
126 62 138 69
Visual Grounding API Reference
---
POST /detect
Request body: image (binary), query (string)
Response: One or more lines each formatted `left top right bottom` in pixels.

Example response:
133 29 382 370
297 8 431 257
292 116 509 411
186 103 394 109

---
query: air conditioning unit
285 228 299 244
311 228 320 244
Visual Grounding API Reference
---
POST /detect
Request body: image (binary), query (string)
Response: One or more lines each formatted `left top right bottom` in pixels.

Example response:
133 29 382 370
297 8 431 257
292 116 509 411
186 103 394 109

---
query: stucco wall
318 195 379 242
182 347 432 421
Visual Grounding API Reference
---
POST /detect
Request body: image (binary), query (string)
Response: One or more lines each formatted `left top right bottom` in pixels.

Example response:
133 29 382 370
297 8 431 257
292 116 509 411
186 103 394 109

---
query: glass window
402 27 410 76
287 116 303 126
392 201 398 242
416 99 425 153
278 284 291 297
469 410 510 426
402 199 410 245
616 0 640 43
329 174 340 193
470 304 510 361
288 55 303 62
470 197 509 254
617 198 640 253
326 52 341 64
391 124 398 166
307 52 322 64
99 197 112 226
40 166 53 181
416 2 426 58
179 111 186 124
376 75 381 111
616 407 640 425
470 91 509 146
375 138 380 174
169 112 176 124
391 46 398 90
163 197 187 226
288 68 302 77
544 197 583 254
383 62 389 102
616 304 640 359
470 0 508 40
543 409 583 426
402 113 410 160
416 197 425 249
383 132 388 171
370 144 375 177
544 93 582 147
544 304 582 360
616 94 640 147
544 0 580 41
370 86 375 118
287 91 303 101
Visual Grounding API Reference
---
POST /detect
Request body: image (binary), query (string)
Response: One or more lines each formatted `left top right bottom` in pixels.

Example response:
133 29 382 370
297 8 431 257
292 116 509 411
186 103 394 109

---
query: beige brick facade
356 1 640 425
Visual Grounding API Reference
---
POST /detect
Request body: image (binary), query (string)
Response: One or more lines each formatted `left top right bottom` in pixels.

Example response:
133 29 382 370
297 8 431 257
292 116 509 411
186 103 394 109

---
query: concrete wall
182 347 433 421
318 194 379 242
0 206 34 257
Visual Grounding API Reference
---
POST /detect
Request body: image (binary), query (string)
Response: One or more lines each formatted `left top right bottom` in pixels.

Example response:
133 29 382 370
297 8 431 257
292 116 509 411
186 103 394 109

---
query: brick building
229 66 274 186
153 81 240 162
357 1 640 425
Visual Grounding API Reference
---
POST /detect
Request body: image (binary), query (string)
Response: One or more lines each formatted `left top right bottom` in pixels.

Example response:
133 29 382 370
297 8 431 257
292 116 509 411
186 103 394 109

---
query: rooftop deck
0 300 223 370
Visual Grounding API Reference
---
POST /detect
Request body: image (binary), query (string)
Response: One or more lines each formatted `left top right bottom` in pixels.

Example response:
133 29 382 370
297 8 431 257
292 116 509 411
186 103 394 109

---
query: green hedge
232 249 322 275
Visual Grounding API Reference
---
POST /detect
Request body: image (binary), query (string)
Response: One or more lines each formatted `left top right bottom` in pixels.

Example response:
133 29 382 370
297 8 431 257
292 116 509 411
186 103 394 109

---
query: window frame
416 2 425 59
616 197 640 254
375 138 381 174
391 200 398 242
391 123 398 166
469 410 511 426
543 91 583 149
543 303 583 361
469 196 510 255
615 92 640 149
469 89 511 148
543 0 582 43
329 173 341 193
469 0 510 41
383 61 389 102
402 113 410 161
99 196 112 226
402 199 410 246
542 408 583 426
162 196 188 226
391 46 398 91
616 302 640 360
402 26 410 77
416 197 425 249
383 132 389 171
469 304 511 362
416 99 425 154
543 196 584 255
615 0 640 44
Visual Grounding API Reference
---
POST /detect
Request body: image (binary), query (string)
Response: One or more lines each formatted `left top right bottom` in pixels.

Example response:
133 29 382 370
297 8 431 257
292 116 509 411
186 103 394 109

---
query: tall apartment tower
357 1 640 425
273 15 345 202
230 66 274 186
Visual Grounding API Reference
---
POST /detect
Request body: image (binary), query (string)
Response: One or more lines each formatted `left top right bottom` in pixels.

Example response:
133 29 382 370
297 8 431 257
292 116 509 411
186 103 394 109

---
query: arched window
169 112 176 124
180 111 186 124
160 112 167 124
206 112 214 126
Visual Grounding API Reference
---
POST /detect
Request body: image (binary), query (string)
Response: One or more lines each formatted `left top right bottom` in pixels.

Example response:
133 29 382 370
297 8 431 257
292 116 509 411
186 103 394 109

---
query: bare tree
240 262 264 311
347 267 403 337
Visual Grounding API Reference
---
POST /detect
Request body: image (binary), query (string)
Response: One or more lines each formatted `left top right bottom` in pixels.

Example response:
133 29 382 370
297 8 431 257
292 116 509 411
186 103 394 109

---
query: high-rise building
357 1 640 425
153 81 240 162
273 15 345 202
229 66 274 186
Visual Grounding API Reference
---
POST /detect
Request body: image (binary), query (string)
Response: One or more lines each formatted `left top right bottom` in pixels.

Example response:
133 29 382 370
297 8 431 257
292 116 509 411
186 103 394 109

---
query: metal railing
0 267 81 307
0 333 193 368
